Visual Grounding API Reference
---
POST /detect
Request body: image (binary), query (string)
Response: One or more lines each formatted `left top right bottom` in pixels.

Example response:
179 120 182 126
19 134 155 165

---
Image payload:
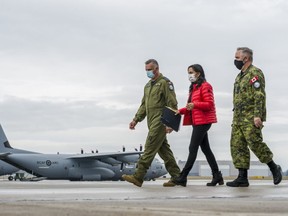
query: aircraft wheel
8 176 13 181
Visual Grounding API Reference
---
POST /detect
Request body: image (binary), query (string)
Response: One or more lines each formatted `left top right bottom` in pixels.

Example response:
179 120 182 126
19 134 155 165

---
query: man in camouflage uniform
122 59 180 187
226 47 282 187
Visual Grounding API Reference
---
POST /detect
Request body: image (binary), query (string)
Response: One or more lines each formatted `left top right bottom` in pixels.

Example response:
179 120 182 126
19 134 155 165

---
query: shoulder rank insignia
163 76 174 91
250 76 260 88
168 82 174 91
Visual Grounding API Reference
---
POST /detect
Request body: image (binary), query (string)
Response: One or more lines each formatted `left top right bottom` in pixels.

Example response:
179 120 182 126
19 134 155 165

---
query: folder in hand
161 106 181 132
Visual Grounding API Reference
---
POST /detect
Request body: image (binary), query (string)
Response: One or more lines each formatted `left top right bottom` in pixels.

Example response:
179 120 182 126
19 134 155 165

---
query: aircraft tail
0 124 13 151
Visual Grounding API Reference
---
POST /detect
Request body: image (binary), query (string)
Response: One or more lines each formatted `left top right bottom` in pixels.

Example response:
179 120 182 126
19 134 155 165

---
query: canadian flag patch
250 76 258 84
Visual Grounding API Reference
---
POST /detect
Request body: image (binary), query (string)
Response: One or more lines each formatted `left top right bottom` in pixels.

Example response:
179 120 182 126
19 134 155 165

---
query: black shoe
172 176 187 187
271 165 282 185
206 171 224 186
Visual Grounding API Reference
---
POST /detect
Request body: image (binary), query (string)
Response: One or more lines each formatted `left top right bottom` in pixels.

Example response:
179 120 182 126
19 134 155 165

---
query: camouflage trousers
230 123 273 169
133 125 180 181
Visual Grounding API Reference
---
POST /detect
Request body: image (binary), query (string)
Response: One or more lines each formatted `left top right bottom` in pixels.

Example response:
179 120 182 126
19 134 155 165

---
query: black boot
268 161 282 185
206 171 224 186
226 168 249 187
172 172 187 187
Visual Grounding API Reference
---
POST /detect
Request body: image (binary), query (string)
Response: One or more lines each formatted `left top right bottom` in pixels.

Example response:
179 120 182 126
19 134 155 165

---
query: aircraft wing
67 151 143 165
0 152 11 159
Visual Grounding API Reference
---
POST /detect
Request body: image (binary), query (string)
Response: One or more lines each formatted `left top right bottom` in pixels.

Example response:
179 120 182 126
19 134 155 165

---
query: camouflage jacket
233 65 266 124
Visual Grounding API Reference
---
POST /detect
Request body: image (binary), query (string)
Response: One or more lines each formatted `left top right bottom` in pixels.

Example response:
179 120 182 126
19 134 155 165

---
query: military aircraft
0 160 20 177
0 125 167 181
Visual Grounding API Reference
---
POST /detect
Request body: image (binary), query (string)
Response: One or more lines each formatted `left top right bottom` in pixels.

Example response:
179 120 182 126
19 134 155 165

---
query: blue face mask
146 70 155 79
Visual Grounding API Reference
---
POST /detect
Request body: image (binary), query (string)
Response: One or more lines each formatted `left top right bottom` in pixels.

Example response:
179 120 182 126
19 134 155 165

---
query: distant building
178 160 271 177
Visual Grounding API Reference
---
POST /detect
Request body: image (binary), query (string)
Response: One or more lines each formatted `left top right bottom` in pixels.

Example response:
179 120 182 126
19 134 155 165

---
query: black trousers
181 124 219 177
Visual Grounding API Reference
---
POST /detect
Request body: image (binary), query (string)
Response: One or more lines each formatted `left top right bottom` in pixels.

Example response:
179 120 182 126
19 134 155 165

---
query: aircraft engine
68 167 115 181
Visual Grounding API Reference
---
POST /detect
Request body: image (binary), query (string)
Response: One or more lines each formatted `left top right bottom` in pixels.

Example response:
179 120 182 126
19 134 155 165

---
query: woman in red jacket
173 64 223 187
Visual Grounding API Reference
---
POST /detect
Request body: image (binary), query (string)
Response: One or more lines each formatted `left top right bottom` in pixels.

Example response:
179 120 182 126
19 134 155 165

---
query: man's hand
166 127 173 134
129 120 137 130
254 117 263 128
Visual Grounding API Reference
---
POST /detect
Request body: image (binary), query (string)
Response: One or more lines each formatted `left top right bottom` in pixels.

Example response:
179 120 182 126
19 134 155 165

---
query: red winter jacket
179 81 217 126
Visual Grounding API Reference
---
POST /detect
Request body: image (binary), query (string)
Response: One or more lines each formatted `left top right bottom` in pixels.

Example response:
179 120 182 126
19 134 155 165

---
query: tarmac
0 178 288 216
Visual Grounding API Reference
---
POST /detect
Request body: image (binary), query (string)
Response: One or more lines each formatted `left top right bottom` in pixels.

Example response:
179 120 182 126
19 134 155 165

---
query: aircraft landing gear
8 173 25 181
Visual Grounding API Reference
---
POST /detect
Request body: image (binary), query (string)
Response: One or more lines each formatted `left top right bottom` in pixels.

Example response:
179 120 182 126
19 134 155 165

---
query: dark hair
145 59 159 68
188 64 206 92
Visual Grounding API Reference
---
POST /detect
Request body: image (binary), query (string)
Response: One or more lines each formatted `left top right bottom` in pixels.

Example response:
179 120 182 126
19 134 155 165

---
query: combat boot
270 165 282 185
226 168 249 187
163 173 187 187
163 179 177 187
206 171 224 186
122 174 143 187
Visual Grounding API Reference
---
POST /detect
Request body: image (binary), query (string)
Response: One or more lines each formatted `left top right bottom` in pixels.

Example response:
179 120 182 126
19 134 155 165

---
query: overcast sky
1 0 288 171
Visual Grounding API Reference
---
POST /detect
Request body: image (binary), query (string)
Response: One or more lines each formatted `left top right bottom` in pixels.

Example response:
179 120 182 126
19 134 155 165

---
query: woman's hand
186 103 194 110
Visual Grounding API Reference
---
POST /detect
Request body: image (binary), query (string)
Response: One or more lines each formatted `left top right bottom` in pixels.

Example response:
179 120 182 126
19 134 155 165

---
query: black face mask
234 59 244 70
